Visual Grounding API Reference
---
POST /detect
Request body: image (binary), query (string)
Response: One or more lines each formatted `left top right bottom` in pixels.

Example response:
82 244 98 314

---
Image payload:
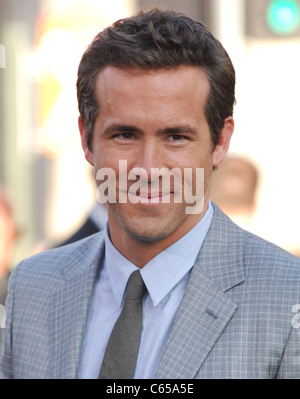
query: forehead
94 65 210 108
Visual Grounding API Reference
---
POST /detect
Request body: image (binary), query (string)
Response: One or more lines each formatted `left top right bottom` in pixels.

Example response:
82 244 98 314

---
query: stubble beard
107 201 192 244
105 167 210 245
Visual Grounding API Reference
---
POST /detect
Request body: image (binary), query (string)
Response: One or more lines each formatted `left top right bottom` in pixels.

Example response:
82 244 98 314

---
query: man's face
80 66 233 249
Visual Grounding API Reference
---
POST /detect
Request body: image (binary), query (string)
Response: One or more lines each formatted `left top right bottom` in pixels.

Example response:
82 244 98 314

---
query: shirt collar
104 229 138 307
103 201 214 307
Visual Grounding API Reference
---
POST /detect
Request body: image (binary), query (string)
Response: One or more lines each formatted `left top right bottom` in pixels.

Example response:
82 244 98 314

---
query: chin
122 223 173 244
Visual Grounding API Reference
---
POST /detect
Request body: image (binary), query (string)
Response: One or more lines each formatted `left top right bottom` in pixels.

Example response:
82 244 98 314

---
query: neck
110 234 176 268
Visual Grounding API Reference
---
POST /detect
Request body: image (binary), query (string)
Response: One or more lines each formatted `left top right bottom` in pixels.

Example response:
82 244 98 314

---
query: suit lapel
49 234 105 378
155 205 245 379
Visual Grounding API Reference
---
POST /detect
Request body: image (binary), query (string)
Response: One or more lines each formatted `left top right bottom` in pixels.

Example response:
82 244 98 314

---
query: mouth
127 191 173 204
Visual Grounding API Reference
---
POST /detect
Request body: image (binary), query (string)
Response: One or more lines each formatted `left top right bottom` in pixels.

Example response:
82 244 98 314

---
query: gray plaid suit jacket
1 204 300 379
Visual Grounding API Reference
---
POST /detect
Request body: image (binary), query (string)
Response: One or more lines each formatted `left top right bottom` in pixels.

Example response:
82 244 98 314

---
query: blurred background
0 0 300 271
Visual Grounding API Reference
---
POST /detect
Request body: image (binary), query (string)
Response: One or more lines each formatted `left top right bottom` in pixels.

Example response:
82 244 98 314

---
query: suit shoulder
244 229 299 260
241 229 300 281
11 231 105 289
212 204 300 276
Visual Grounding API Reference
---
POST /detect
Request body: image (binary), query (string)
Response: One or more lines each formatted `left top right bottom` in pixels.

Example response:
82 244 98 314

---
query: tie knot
125 270 146 301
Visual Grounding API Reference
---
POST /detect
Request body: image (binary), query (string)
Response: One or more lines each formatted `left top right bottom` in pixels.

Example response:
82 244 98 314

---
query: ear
212 117 234 168
78 116 94 166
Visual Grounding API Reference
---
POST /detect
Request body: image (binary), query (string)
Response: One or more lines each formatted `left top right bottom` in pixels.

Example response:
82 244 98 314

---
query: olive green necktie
99 270 146 379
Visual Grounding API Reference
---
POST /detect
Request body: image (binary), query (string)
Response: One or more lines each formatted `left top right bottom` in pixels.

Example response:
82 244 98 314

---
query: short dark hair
77 8 236 150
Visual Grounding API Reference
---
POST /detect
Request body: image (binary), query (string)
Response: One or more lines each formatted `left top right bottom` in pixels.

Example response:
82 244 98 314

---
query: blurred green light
267 0 300 34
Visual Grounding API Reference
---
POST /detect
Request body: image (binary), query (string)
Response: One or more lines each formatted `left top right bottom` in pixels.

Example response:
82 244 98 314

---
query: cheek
93 151 126 189
92 142 116 169
182 150 213 171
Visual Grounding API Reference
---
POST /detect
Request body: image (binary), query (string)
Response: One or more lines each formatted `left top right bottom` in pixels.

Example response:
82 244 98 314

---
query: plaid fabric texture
1 204 300 379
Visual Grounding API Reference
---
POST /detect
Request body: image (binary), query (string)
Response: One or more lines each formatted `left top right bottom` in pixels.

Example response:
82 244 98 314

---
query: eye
114 132 135 141
167 134 188 142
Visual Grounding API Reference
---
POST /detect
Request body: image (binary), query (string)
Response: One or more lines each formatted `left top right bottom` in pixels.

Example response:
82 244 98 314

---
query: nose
130 138 168 186
133 140 162 183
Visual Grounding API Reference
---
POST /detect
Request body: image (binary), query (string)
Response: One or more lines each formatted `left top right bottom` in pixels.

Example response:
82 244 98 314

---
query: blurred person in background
210 157 300 257
57 202 107 247
56 167 107 247
210 156 259 230
2 8 300 379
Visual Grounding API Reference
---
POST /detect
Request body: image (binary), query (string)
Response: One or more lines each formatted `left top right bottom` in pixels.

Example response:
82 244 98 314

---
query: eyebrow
103 124 143 136
158 126 198 136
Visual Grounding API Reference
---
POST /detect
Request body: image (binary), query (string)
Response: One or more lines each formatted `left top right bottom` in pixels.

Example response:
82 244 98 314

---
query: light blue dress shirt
78 201 214 379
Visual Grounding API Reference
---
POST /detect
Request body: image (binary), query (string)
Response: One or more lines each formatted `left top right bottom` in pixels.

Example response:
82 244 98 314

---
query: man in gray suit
2 8 300 379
